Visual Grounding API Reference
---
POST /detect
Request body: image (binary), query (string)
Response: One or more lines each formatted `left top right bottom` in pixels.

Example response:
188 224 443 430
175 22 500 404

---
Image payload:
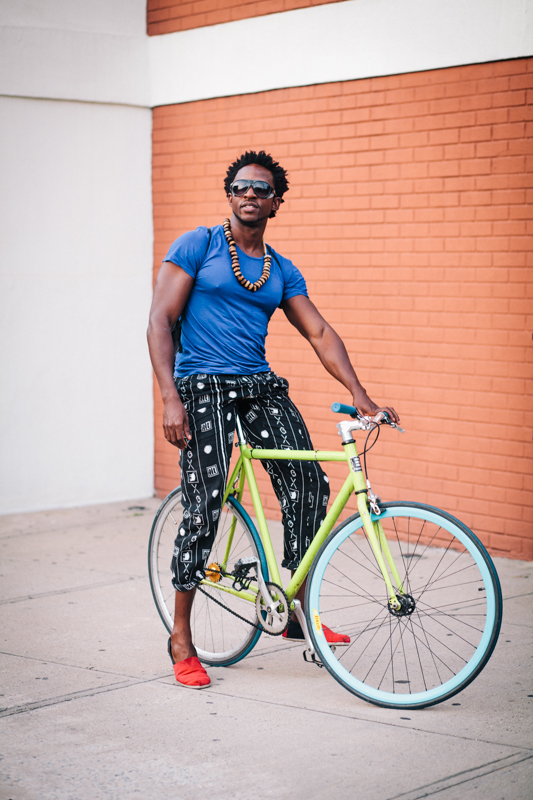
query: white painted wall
0 0 147 35
0 96 153 513
2 0 531 109
0 0 149 106
149 0 533 106
0 0 154 514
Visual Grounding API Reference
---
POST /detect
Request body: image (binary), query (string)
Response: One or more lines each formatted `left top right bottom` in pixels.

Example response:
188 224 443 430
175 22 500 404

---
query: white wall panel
149 0 533 106
0 0 147 36
1 0 530 109
0 0 149 106
0 25 149 106
0 97 154 513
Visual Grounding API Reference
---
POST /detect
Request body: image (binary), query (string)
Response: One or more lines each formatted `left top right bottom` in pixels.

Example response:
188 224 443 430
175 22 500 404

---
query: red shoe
167 638 211 689
282 619 350 646
322 624 350 646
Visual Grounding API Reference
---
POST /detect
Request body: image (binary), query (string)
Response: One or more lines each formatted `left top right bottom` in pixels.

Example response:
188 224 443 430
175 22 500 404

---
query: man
147 150 399 688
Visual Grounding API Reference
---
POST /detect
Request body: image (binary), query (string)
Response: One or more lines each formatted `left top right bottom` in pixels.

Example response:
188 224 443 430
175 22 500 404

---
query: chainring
255 582 290 635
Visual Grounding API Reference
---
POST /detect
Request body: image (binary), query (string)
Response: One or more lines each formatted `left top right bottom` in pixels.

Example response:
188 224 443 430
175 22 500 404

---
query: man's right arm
147 262 195 449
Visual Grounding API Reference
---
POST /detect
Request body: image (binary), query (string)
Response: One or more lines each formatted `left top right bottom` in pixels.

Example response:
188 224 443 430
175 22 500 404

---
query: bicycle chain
197 582 287 636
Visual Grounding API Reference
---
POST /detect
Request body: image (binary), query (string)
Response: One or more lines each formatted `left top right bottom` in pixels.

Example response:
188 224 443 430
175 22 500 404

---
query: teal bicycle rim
307 503 501 708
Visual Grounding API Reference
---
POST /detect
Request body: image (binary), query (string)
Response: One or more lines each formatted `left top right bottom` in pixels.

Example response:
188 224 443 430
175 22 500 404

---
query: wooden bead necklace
223 218 271 292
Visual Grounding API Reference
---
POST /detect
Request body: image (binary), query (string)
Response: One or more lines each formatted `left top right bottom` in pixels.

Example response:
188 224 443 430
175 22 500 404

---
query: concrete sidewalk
0 497 532 800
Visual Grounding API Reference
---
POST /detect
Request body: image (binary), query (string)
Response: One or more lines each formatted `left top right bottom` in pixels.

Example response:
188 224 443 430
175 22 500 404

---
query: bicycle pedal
302 650 323 668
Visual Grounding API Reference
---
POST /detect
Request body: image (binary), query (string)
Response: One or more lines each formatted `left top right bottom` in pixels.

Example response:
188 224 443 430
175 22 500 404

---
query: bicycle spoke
347 533 385 578
320 576 383 608
413 601 486 643
321 560 385 606
339 607 391 671
406 612 428 692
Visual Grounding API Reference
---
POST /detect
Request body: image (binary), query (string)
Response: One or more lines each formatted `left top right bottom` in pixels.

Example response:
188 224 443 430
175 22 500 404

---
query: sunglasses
230 179 275 199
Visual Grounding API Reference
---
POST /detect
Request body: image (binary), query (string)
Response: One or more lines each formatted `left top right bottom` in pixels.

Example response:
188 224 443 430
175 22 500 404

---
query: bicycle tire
148 486 268 666
306 502 502 709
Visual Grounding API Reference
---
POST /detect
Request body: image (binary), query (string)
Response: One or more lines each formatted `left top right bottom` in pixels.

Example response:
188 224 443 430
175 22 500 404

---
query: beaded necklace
223 218 271 292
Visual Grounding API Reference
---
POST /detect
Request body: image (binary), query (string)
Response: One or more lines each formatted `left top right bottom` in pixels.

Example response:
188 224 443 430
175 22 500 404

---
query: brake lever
332 403 405 433
373 411 405 433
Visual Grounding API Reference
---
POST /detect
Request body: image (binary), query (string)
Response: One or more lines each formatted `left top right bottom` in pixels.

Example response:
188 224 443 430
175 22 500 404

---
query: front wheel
306 502 502 709
148 487 268 667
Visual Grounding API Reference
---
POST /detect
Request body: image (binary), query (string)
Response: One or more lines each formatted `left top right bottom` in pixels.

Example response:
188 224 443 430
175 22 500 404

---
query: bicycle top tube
234 402 402 464
234 413 347 462
248 449 347 462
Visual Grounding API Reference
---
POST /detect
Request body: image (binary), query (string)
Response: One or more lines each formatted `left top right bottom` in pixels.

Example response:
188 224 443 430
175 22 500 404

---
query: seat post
235 413 246 446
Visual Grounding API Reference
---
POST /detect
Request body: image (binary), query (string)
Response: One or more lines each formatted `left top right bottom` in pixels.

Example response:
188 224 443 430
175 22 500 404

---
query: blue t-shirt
164 225 308 377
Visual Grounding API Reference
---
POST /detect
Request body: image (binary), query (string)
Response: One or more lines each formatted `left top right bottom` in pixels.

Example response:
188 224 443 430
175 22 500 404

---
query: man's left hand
353 393 400 425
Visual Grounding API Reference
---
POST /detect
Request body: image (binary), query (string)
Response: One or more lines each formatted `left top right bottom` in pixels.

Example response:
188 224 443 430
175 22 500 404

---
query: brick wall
147 0 343 35
152 57 533 559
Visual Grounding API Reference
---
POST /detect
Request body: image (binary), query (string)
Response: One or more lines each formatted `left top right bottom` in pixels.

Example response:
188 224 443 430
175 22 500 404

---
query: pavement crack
0 575 144 604
0 672 171 718
160 684 533 752
501 591 533 601
386 751 533 799
0 650 155 680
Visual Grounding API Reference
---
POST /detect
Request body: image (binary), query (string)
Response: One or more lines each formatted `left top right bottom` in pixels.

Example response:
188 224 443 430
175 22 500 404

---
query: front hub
388 593 416 617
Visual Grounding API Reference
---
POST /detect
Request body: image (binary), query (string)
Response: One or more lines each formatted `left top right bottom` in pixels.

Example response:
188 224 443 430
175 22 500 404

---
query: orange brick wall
147 0 344 35
152 57 533 560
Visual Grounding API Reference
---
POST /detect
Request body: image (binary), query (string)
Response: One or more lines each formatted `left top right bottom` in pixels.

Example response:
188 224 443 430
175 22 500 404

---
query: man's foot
282 619 350 646
167 638 211 689
169 632 197 663
321 624 350 645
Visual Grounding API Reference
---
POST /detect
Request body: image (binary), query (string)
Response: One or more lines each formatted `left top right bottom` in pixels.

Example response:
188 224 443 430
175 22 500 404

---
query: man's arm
281 294 400 423
147 262 195 448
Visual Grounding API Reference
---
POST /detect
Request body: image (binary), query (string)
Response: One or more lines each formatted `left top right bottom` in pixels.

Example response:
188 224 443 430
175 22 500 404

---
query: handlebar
331 402 405 433
331 402 358 418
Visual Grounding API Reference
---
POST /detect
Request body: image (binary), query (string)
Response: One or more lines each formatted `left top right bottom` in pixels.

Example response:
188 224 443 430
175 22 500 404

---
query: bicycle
148 403 502 709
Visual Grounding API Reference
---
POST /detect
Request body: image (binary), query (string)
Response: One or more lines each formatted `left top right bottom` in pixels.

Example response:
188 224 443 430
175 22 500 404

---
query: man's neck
229 214 267 258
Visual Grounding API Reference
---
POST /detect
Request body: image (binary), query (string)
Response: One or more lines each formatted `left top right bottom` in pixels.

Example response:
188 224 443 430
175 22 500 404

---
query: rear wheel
306 502 502 709
148 487 268 666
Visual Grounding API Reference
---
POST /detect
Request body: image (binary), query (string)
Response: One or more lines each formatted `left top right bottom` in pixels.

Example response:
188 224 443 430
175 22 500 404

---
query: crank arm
244 557 284 623
292 600 316 656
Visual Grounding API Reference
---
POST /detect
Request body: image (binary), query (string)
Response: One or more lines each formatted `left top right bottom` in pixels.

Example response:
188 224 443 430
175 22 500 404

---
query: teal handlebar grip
331 402 358 417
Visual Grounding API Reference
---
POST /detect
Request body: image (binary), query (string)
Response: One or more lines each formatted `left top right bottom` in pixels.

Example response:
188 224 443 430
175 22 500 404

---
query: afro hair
224 150 289 218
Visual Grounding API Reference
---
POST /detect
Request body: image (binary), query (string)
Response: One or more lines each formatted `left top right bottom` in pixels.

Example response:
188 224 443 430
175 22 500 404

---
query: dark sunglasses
230 179 275 199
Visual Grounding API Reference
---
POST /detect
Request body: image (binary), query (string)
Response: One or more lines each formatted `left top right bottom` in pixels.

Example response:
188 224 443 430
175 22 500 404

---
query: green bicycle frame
212 416 405 608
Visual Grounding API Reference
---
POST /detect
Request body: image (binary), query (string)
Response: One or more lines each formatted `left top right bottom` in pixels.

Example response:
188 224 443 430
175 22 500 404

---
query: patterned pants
171 372 330 591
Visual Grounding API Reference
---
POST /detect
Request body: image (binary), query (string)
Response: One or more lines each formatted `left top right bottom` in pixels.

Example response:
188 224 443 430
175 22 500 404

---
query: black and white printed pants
171 372 330 591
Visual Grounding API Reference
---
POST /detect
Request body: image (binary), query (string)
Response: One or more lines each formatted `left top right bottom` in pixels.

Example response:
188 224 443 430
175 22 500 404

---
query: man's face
227 164 281 225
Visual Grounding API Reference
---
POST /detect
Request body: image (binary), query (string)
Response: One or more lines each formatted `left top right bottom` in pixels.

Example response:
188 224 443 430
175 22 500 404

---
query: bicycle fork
344 441 404 611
